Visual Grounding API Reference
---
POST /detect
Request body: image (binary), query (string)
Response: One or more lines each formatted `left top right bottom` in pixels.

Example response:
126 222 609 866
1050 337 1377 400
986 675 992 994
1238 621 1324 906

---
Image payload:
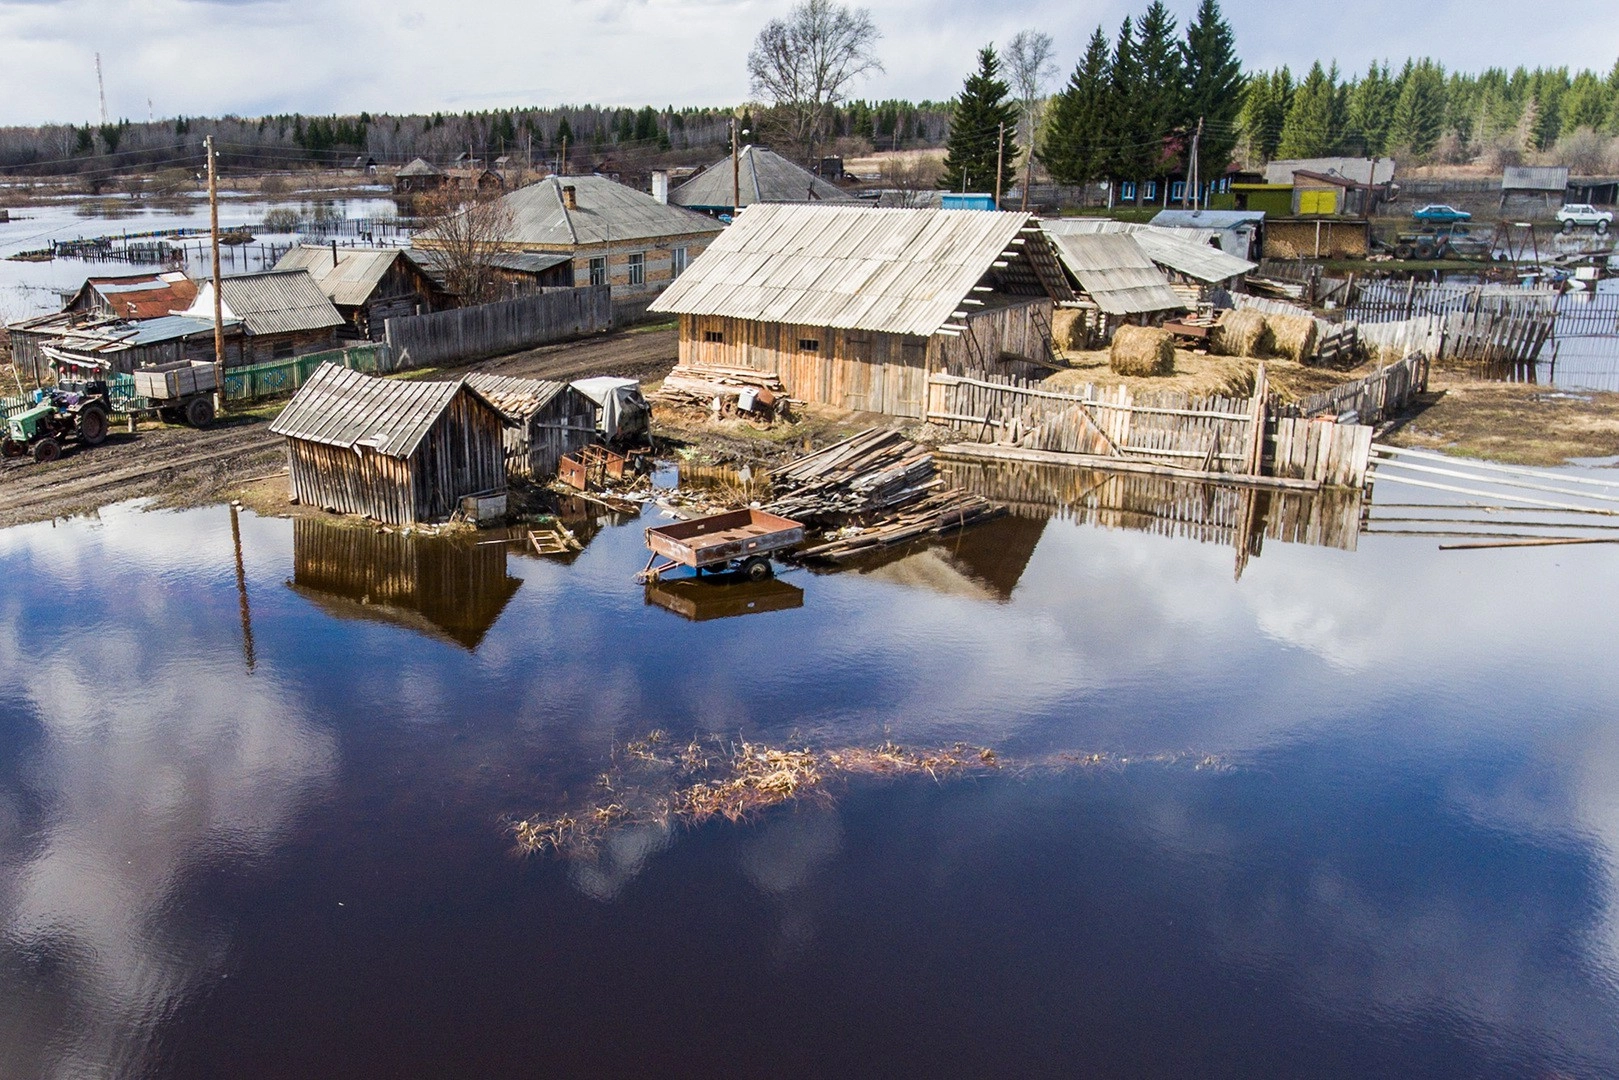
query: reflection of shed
650 203 1074 418
289 518 521 650
270 364 508 525
848 512 1047 602
465 372 597 478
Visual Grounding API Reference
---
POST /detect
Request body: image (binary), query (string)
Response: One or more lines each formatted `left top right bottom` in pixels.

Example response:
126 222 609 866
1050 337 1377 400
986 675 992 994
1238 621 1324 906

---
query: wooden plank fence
384 284 611 368
1345 280 1561 323
1280 352 1427 425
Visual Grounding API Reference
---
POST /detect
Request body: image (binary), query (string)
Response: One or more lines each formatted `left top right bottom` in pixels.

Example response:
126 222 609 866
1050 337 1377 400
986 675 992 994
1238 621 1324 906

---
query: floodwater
3 471 1619 1078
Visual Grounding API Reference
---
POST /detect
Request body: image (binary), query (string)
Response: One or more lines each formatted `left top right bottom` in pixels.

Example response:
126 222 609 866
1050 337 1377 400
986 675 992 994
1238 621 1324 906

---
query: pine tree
939 45 1020 195
1277 62 1337 158
1238 68 1291 162
1179 0 1242 193
1105 18 1140 191
1561 71 1610 135
1040 26 1113 185
1347 61 1396 156
1390 61 1445 156
1127 0 1183 194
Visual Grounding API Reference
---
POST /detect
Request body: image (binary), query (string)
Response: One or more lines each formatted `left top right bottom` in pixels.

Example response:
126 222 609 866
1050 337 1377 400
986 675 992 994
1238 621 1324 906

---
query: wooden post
994 122 1005 209
731 117 741 216
1246 361 1268 476
207 135 226 417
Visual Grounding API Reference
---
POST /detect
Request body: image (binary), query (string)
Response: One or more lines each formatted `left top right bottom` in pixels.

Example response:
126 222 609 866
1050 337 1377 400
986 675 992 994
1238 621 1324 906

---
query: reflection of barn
465 373 597 479
840 514 1049 603
288 518 521 650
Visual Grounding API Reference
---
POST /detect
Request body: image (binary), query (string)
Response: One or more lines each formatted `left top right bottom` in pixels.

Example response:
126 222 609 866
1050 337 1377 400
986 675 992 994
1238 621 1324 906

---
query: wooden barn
647 204 1074 419
66 270 198 320
181 270 345 363
270 363 509 525
275 245 452 339
465 372 597 478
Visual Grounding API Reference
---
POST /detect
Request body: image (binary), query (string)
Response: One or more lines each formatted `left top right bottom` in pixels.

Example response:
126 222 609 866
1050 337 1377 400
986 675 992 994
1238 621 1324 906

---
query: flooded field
2 472 1619 1077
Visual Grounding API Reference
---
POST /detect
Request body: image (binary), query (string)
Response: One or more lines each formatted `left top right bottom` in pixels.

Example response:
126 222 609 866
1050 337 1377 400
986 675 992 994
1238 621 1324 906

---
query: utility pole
731 116 741 216
207 135 225 417
560 135 568 177
994 122 1006 209
1186 116 1203 210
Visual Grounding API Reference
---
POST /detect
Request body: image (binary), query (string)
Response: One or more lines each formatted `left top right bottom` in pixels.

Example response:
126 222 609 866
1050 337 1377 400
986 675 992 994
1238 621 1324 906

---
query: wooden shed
270 363 509 525
274 245 452 339
647 204 1074 419
465 372 597 478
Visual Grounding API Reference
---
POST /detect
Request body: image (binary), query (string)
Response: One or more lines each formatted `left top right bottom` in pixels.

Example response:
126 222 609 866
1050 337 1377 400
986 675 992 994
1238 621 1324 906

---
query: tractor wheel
185 396 215 429
1414 241 1435 260
1 438 22 459
742 556 773 582
1393 243 1414 260
77 405 109 447
32 438 60 464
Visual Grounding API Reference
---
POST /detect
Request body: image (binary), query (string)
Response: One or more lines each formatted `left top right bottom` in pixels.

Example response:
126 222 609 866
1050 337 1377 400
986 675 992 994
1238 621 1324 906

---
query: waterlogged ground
1 487 1618 1077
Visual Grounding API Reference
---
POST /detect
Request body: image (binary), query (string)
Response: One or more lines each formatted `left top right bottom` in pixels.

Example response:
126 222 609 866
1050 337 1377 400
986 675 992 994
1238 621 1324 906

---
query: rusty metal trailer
638 508 805 582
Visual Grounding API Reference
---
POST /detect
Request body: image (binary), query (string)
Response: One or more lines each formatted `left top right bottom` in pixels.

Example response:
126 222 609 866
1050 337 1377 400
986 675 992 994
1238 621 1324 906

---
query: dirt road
0 327 680 530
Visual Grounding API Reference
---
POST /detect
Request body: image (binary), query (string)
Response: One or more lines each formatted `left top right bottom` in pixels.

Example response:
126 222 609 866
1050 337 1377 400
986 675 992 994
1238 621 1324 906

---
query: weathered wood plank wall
384 284 611 369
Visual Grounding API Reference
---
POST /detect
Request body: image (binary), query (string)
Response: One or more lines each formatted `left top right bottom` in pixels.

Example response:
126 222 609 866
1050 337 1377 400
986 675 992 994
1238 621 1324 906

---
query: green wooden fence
105 343 392 409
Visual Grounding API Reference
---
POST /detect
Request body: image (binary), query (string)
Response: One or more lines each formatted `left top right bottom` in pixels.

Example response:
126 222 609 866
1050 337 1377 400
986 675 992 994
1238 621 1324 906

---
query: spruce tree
1179 0 1242 195
1040 27 1113 185
1390 61 1445 156
1130 0 1184 192
940 45 1020 195
1276 61 1336 158
1106 18 1140 195
1347 62 1396 156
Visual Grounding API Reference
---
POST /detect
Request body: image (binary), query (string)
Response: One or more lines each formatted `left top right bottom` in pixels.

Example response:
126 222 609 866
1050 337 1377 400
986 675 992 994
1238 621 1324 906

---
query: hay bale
1050 308 1090 352
1209 309 1271 357
1109 325 1175 377
1266 313 1319 363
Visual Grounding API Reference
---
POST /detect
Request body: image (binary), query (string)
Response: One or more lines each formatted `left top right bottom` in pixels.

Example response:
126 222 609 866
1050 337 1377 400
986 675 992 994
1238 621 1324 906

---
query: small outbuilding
394 158 447 194
274 245 452 339
270 363 509 525
669 146 857 214
465 372 598 478
1501 166 1570 209
1041 219 1256 291
1149 209 1265 261
66 271 198 320
181 269 345 363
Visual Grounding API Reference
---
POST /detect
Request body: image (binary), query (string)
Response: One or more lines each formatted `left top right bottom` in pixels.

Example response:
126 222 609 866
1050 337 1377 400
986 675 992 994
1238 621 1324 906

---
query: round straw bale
1266 313 1319 362
1049 307 1088 352
1109 325 1175 377
1209 309 1270 357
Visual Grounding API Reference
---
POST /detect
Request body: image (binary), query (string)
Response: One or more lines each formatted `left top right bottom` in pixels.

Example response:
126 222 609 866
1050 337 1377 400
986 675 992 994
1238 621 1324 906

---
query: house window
1170 181 1186 202
671 247 689 279
1119 181 1136 201
798 338 820 352
703 330 724 344
588 256 607 286
1143 180 1158 201
627 252 645 286
272 339 295 360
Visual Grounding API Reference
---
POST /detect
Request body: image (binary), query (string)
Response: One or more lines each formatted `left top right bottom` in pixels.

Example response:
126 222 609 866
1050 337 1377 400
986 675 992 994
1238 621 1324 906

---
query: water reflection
644 576 805 621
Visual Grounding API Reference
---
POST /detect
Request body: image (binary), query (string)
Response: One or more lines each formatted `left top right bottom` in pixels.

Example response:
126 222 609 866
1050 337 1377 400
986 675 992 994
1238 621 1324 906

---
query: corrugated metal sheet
1502 165 1569 191
270 363 491 459
650 204 1068 337
73 272 198 320
465 372 570 419
459 175 723 248
1042 220 1254 283
184 270 345 335
1045 233 1185 315
1150 209 1265 230
274 246 402 307
485 252 571 274
670 147 856 209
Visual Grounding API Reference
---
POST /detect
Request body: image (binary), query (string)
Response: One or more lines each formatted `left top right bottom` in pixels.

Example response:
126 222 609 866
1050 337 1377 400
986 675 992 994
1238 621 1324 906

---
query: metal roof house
649 203 1074 418
416 175 724 300
669 146 857 214
1149 209 1264 261
66 271 198 321
464 372 597 478
181 269 345 364
274 245 452 339
270 363 509 525
1501 166 1571 208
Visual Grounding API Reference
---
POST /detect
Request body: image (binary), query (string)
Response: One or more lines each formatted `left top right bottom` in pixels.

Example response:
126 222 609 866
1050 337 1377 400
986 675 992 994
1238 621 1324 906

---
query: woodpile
793 490 1005 561
1110 325 1175 376
655 364 790 420
767 429 941 522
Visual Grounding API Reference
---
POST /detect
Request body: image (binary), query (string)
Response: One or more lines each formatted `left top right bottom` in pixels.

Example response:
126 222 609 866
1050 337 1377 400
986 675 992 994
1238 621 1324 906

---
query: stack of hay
1265 313 1319 363
1109 325 1175 377
1209 309 1271 357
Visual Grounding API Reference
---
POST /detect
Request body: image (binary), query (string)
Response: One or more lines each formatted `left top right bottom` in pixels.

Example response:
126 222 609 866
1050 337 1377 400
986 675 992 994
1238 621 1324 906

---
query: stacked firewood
766 428 1006 558
655 364 790 420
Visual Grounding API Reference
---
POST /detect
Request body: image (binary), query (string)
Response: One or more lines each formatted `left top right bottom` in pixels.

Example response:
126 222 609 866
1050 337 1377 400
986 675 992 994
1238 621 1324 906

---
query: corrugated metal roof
670 147 856 209
1041 220 1254 283
459 175 724 249
270 363 496 459
485 251 571 274
274 246 403 307
1045 233 1185 315
1263 157 1395 186
74 271 198 319
465 372 572 419
1502 165 1570 191
1150 209 1265 229
183 270 345 336
649 203 1069 336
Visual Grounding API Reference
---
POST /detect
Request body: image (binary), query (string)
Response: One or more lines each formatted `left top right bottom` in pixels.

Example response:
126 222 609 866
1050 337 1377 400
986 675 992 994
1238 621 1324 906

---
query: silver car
1556 203 1614 232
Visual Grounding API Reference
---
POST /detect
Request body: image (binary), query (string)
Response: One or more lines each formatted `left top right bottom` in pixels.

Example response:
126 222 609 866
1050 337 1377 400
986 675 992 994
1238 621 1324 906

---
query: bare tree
747 0 883 164
411 187 515 306
1003 29 1056 206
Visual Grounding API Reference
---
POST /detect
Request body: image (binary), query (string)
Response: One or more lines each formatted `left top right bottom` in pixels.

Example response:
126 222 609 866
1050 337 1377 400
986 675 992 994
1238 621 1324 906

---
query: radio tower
95 52 108 125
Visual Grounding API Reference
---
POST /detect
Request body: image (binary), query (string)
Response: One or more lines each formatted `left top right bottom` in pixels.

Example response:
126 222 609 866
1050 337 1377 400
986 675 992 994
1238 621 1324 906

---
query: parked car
1412 204 1472 223
1556 203 1613 232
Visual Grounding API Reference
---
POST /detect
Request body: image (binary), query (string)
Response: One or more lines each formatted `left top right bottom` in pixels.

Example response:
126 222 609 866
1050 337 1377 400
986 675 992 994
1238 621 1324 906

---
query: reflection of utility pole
230 503 256 673
206 135 226 417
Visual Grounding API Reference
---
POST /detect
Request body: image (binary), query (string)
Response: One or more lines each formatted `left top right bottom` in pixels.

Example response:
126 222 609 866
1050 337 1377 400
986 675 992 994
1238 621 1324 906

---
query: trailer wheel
1393 243 1414 260
32 438 60 464
742 556 773 582
185 396 215 429
77 405 109 446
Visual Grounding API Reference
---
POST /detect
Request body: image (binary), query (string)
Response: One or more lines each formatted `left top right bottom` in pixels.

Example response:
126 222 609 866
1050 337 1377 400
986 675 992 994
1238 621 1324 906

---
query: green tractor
1 383 112 464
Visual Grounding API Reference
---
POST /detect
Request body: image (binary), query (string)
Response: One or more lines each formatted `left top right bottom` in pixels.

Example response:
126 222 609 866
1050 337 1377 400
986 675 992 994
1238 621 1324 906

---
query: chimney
562 184 577 210
651 170 669 204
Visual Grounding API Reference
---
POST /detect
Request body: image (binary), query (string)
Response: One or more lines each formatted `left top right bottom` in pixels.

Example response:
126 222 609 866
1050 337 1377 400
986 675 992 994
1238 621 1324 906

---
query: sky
0 0 1615 127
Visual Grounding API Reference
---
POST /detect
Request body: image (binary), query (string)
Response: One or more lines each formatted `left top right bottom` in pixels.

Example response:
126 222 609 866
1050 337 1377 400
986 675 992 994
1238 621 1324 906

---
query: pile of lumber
766 429 941 522
793 490 1005 561
655 364 789 420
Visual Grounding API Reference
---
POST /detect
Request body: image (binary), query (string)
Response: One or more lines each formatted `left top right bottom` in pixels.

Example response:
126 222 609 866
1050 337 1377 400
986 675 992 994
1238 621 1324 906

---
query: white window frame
627 251 645 287
671 247 689 279
588 256 607 287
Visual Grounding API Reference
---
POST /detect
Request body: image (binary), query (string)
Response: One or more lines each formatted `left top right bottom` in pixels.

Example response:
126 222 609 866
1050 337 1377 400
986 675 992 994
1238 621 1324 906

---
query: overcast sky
0 0 1614 127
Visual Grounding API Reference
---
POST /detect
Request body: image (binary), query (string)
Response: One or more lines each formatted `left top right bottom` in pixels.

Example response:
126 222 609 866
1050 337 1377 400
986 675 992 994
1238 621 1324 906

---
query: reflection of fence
1555 292 1619 337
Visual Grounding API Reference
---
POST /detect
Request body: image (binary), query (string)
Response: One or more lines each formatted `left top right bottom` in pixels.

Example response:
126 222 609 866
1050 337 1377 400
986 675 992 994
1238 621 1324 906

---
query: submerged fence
384 284 611 368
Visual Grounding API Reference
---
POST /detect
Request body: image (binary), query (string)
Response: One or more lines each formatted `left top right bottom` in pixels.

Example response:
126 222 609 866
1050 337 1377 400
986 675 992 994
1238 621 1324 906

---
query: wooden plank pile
655 364 790 420
766 428 1006 560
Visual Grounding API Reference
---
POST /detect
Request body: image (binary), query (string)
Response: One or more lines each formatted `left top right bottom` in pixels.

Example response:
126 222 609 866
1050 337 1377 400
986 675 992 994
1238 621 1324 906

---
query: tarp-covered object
572 376 650 443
